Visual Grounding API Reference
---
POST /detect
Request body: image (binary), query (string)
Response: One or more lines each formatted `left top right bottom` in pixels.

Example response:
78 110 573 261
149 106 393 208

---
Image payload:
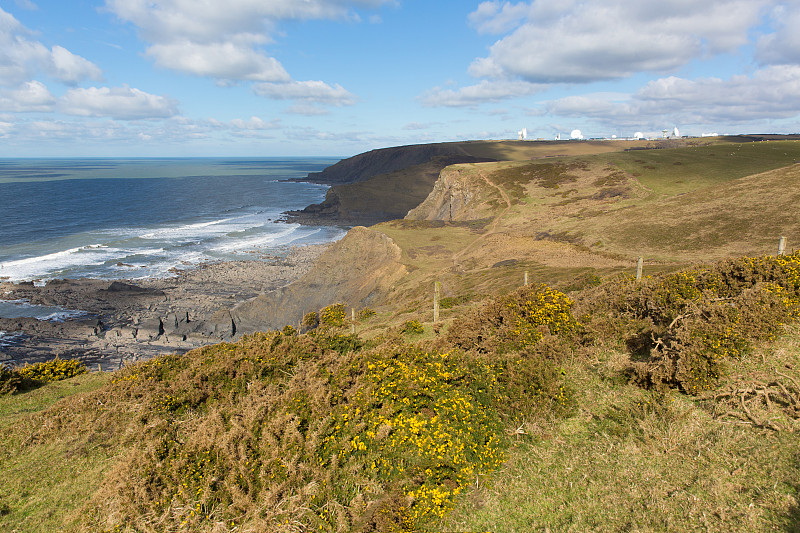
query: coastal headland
3 135 800 370
3 136 800 532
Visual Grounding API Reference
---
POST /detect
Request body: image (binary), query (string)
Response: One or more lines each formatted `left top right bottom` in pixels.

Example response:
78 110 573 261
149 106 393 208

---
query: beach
0 243 330 370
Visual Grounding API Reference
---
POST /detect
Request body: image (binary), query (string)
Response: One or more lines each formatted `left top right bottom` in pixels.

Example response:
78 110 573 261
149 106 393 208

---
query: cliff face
231 226 406 334
284 154 494 226
405 164 497 222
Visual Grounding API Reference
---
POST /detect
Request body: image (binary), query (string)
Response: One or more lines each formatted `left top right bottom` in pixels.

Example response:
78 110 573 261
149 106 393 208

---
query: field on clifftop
2 138 800 532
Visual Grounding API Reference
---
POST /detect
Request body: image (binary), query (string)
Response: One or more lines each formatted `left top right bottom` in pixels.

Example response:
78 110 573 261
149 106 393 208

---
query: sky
1 0 799 157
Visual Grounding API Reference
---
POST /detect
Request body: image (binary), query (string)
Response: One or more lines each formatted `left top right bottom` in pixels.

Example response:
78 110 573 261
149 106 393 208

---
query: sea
0 157 346 284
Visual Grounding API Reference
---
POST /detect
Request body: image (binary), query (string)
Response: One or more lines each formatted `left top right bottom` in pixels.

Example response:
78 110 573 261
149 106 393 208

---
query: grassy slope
2 138 800 532
0 373 115 532
370 140 800 321
441 326 800 532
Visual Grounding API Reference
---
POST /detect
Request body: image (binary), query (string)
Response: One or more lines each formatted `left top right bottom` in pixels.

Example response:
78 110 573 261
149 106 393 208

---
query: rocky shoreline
0 244 330 371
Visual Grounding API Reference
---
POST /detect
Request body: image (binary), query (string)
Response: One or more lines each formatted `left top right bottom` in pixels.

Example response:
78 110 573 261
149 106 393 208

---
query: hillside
2 137 800 532
244 138 800 336
284 138 662 226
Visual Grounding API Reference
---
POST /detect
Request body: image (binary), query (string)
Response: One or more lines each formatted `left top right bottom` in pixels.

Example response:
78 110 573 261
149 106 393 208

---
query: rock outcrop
285 155 495 226
405 164 496 222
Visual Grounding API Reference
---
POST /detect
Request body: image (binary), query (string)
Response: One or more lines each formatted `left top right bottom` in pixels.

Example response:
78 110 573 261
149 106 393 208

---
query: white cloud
403 121 439 130
285 103 331 116
756 4 800 66
419 79 546 107
253 80 357 106
105 0 391 83
229 116 281 130
49 46 103 84
468 1 531 35
0 7 102 86
0 80 55 112
468 1 770 84
15 0 38 10
59 86 179 120
543 65 800 128
146 41 290 82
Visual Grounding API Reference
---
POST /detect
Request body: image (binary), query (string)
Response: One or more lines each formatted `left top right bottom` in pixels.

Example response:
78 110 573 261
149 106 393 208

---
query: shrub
320 303 347 328
589 252 800 394
357 307 376 321
18 358 87 384
302 310 319 329
493 350 576 424
401 319 424 335
446 284 581 355
82 336 512 532
0 365 23 395
311 330 364 355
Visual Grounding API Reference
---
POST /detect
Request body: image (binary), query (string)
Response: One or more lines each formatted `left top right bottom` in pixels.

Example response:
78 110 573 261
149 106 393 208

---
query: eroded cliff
231 226 406 334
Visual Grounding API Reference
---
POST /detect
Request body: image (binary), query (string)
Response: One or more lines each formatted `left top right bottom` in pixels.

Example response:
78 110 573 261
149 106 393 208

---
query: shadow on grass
784 456 800 533
786 493 800 533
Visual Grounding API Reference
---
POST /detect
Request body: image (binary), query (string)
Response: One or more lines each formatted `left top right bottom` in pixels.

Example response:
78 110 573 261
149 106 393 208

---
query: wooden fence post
351 308 356 334
524 270 529 286
778 236 786 256
433 281 441 323
636 257 644 281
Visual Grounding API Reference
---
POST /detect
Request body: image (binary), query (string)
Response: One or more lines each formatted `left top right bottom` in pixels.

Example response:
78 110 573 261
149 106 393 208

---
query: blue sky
1 0 799 157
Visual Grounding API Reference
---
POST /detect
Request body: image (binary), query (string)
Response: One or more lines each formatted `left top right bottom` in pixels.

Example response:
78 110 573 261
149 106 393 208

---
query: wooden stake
778 236 786 256
524 271 529 286
433 281 441 323
351 308 356 334
636 257 644 281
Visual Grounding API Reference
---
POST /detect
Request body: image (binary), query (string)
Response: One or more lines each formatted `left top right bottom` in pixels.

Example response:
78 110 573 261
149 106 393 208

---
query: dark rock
106 281 150 293
137 317 164 340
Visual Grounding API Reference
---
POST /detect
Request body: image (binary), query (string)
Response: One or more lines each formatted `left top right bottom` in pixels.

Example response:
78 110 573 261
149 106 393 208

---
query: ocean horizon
0 157 346 283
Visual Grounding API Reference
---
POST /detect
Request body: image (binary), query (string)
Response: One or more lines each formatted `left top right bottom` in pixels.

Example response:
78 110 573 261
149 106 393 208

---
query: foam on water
0 245 122 280
0 299 88 321
0 157 346 283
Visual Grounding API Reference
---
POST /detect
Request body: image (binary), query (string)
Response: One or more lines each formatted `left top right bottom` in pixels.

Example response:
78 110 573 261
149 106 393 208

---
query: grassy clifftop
3 137 800 532
285 138 667 226
3 252 800 532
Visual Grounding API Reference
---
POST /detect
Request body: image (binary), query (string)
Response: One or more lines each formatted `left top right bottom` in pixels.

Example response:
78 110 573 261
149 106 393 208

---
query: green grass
603 140 800 197
0 372 114 533
439 330 800 533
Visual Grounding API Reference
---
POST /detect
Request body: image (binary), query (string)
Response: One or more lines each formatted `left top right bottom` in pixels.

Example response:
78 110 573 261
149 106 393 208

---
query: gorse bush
320 303 347 328
18 358 88 383
0 365 23 395
583 252 800 393
357 307 377 321
2 358 88 395
401 319 424 335
445 283 581 355
80 329 530 532
302 310 319 329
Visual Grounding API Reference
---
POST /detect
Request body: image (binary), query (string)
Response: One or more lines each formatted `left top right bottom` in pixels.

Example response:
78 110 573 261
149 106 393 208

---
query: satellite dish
570 129 583 140
634 131 644 140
